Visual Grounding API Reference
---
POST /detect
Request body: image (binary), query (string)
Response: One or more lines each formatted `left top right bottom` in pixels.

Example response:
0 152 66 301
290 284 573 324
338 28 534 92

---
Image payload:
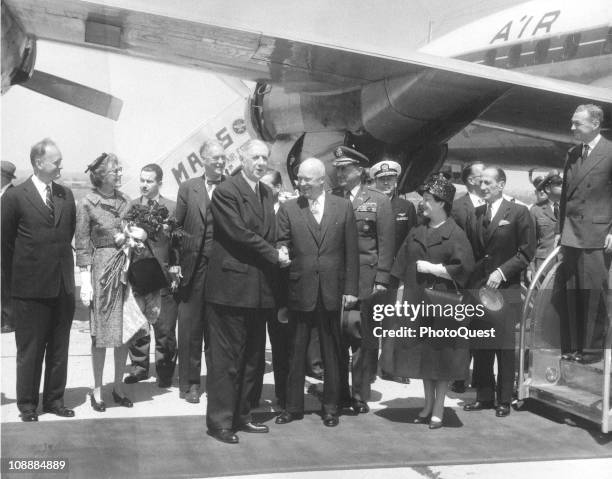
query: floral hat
418 173 456 206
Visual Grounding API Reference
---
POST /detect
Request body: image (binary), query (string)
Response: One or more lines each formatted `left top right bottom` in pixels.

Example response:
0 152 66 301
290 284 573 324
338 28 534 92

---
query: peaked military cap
332 146 369 167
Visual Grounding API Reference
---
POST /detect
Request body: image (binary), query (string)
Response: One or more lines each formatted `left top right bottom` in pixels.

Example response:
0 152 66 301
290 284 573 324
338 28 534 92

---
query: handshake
277 246 291 268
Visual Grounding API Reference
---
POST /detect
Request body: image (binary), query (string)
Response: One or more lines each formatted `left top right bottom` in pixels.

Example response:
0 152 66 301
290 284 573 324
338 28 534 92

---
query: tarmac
1 313 611 479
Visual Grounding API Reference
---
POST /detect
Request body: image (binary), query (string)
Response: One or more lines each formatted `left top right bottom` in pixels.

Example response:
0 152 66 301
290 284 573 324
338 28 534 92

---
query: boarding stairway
518 246 612 433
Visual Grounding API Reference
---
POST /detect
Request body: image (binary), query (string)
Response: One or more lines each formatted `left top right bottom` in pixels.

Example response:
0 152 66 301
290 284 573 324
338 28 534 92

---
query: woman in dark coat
389 174 475 428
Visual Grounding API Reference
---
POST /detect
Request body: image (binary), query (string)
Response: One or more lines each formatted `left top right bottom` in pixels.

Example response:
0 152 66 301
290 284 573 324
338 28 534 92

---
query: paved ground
1 319 611 479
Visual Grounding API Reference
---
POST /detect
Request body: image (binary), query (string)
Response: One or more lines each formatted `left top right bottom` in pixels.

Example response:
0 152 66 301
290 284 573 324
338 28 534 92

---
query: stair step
561 359 610 395
529 383 612 425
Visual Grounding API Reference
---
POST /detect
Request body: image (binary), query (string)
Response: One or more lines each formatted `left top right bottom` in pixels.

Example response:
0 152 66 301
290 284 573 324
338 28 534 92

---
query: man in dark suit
204 139 287 444
275 158 359 427
451 162 485 232
333 146 395 414
556 104 612 363
1 160 17 334
174 140 227 403
1 139 77 422
125 164 180 388
450 162 485 393
463 167 535 418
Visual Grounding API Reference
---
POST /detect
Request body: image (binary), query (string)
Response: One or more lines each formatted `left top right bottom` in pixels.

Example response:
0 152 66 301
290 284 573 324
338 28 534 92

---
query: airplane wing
4 0 612 142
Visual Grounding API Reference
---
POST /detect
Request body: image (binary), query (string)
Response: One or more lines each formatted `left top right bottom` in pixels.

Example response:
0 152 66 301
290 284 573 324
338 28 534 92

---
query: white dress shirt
31 174 52 205
347 184 361 202
584 133 601 157
0 183 12 197
308 191 325 224
468 192 485 207
488 196 504 221
141 194 161 205
241 171 259 194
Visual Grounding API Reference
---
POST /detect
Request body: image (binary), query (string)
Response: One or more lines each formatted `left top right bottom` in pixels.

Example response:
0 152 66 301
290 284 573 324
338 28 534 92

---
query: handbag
423 282 464 307
128 253 168 295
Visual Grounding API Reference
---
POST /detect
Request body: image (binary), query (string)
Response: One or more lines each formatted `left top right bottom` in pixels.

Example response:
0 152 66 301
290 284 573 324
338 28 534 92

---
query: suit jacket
390 195 417 255
468 198 535 288
558 136 612 249
529 200 557 260
452 192 479 232
1 177 76 298
129 196 178 287
175 176 215 288
333 185 394 297
277 194 359 312
204 173 278 309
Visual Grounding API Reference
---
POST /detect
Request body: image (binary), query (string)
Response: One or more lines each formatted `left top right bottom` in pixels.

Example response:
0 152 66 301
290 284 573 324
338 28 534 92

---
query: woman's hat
418 173 456 205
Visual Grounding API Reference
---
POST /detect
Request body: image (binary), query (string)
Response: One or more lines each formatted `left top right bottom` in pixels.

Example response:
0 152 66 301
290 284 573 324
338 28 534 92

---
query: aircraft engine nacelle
247 81 451 192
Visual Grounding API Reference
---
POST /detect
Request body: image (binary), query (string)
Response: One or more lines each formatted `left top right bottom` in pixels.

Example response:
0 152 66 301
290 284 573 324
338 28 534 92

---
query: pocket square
498 220 510 226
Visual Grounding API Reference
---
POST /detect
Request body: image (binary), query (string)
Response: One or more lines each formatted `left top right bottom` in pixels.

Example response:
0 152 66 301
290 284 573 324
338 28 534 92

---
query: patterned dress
75 189 130 348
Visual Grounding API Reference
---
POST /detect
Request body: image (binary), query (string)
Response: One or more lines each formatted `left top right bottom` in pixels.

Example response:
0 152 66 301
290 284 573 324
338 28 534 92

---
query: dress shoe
112 390 133 408
495 403 511 417
20 410 38 422
237 422 269 433
412 414 431 424
429 419 443 429
275 411 303 424
463 400 494 411
351 399 369 414
561 351 578 361
88 393 106 412
322 414 339 427
157 377 172 388
42 406 75 417
123 373 148 384
451 380 466 393
207 429 238 444
185 385 200 404
578 352 603 364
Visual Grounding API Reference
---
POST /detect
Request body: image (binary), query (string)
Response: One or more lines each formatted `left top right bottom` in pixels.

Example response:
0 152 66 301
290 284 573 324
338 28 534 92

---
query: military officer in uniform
332 146 395 414
369 160 417 381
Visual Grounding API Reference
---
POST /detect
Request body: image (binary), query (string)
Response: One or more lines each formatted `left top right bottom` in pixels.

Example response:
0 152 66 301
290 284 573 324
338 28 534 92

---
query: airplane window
507 44 522 68
484 49 497 66
563 33 581 60
534 39 550 64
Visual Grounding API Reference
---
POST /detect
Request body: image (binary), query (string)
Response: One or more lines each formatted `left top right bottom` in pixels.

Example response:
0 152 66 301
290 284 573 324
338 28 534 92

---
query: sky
1 40 240 184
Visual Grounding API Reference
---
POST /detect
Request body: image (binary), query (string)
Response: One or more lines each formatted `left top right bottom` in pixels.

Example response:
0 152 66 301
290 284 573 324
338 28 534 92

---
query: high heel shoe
89 392 106 412
412 414 431 424
112 390 133 408
429 418 443 429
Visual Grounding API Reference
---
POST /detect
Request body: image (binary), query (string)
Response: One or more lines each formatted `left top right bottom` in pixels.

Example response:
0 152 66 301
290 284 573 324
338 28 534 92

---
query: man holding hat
332 146 395 414
1 161 17 333
528 170 562 280
370 159 416 381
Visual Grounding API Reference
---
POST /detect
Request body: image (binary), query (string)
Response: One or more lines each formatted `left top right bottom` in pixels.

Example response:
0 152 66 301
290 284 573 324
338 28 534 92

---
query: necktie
553 202 559 220
582 144 590 159
45 184 54 217
311 199 321 223
206 179 220 186
147 198 157 207
345 190 352 201
483 202 492 227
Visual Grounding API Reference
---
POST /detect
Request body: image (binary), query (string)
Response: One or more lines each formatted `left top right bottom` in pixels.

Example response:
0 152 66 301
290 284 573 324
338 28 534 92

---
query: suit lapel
23 178 53 223
192 177 210 221
484 199 510 244
297 196 322 246
319 194 334 244
568 141 608 197
236 174 264 220
52 182 65 226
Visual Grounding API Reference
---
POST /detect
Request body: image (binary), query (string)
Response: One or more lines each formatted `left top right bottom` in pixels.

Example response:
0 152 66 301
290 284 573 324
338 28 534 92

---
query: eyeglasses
109 167 123 175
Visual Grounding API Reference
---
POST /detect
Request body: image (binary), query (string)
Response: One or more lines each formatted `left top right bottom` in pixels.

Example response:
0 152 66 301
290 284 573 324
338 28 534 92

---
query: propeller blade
22 70 122 120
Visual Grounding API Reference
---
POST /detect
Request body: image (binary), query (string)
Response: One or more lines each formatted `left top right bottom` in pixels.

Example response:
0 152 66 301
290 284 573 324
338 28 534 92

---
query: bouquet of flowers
119 203 183 245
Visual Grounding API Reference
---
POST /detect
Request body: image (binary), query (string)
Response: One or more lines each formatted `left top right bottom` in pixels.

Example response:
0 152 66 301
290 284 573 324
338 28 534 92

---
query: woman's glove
416 260 448 278
80 270 93 306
